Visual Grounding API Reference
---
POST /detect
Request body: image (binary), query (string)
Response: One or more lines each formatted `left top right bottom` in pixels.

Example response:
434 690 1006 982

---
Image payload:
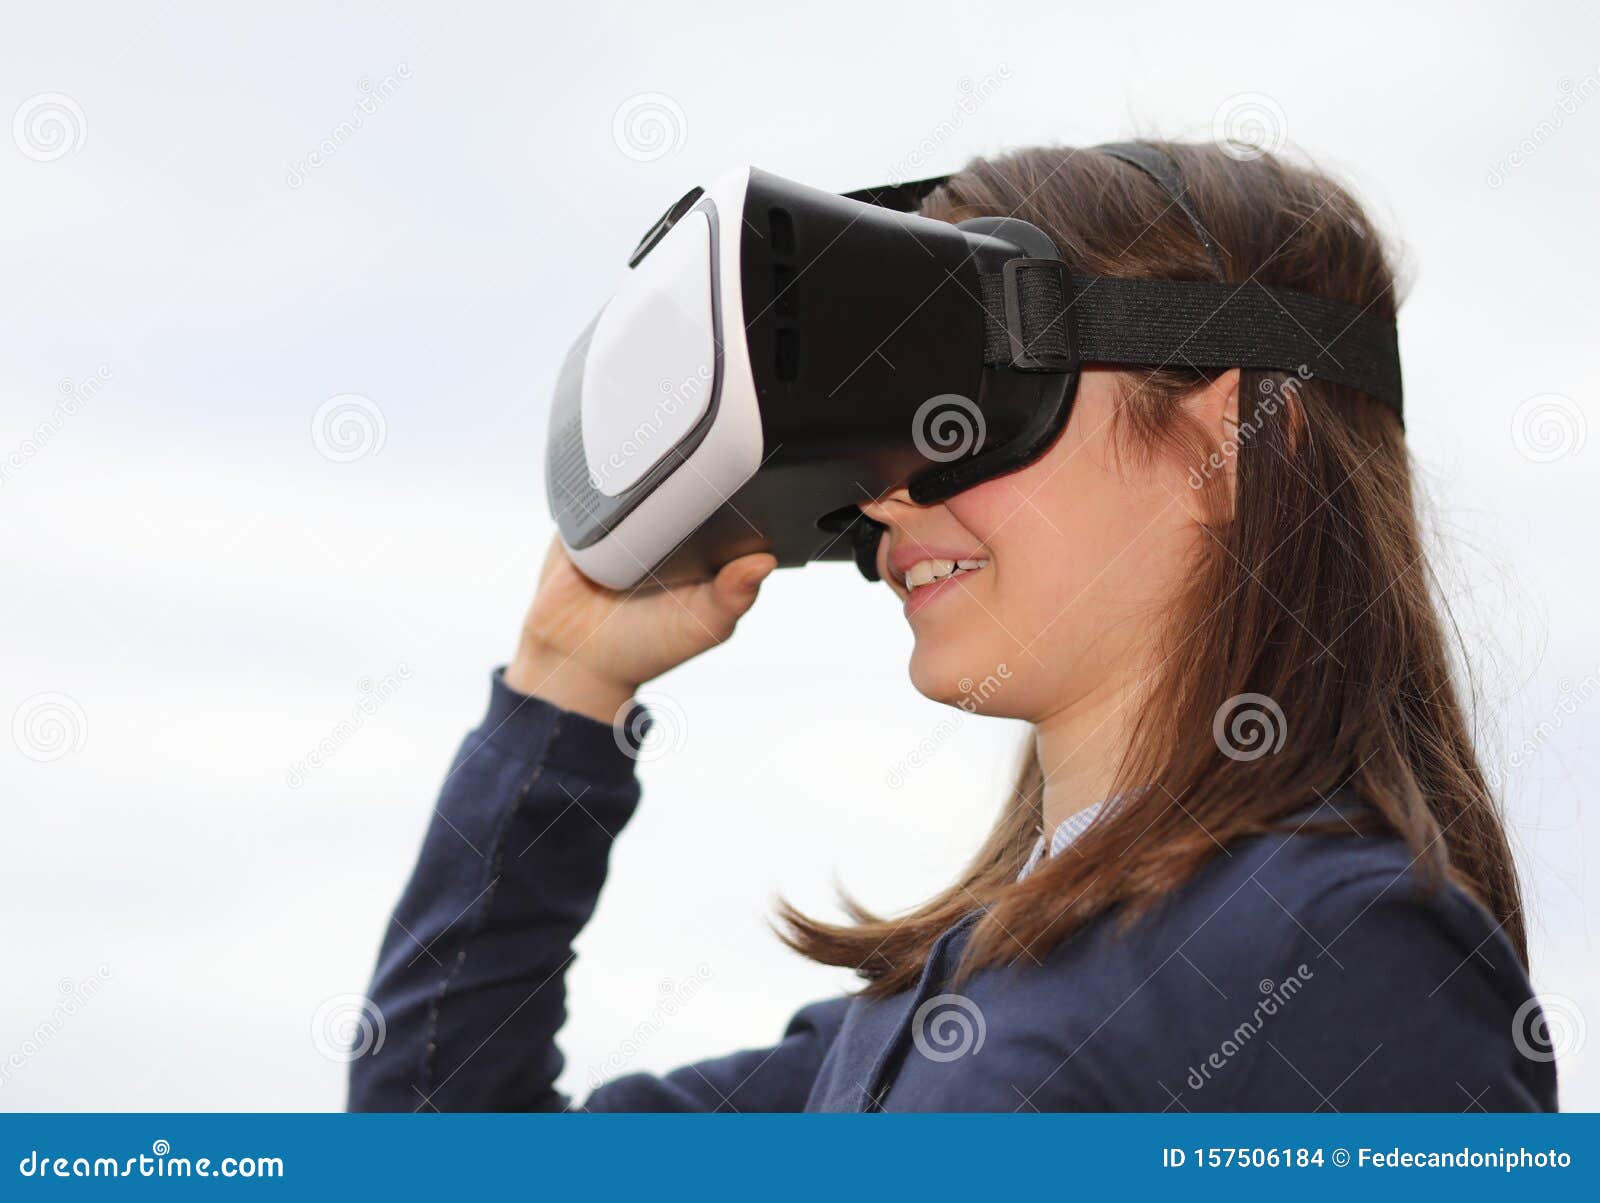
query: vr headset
546 143 1403 590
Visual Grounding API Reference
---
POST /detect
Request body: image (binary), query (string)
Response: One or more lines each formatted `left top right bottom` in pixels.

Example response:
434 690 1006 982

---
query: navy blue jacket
349 673 1557 1112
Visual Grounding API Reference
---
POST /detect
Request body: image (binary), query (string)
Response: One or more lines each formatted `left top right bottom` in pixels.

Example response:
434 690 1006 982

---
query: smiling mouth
901 557 990 593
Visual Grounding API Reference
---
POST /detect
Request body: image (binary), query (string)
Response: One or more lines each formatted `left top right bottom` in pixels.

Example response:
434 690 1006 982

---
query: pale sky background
2 0 1596 1110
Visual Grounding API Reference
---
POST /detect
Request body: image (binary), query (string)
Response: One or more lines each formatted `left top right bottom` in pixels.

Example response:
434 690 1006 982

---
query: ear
1175 368 1241 523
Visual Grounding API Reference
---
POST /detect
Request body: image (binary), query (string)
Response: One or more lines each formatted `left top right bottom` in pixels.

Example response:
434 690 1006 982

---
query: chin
908 643 1020 715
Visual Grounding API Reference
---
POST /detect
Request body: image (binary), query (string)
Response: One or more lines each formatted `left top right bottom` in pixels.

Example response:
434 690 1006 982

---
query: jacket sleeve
347 671 845 1112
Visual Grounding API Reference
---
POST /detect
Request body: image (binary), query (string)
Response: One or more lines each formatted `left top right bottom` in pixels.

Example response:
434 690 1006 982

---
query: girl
350 142 1555 1112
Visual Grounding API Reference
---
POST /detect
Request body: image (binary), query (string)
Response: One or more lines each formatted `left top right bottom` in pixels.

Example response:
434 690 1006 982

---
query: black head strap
851 150 1404 416
1096 141 1229 279
977 266 1403 413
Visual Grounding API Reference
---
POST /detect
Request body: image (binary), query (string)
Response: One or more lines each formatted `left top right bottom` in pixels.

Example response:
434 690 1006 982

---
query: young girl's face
861 369 1225 721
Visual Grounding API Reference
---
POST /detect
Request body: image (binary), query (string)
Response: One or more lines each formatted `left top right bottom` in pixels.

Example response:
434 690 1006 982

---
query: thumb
705 553 778 626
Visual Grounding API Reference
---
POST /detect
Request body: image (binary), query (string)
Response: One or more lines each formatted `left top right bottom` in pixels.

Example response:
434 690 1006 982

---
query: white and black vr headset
546 143 1403 590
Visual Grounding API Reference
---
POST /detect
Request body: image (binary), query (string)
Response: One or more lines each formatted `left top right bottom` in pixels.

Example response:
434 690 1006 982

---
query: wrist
503 647 636 726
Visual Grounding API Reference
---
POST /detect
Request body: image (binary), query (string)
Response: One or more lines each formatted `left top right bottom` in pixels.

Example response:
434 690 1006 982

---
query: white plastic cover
580 209 718 497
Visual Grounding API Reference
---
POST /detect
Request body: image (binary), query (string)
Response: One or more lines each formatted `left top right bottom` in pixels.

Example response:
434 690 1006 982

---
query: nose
858 485 915 527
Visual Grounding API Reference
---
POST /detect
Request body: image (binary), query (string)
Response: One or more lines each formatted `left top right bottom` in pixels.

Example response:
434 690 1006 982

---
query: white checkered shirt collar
1017 799 1110 881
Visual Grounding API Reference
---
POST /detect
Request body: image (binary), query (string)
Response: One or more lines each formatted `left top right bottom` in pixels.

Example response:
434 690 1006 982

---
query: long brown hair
779 142 1526 997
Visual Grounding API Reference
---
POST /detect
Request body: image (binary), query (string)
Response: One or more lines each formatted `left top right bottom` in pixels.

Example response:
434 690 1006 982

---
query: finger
536 536 564 584
538 535 585 590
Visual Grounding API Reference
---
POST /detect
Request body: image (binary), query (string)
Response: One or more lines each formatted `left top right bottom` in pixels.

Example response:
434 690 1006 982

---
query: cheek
944 473 1077 628
942 450 1184 664
942 473 1037 559
908 373 1202 714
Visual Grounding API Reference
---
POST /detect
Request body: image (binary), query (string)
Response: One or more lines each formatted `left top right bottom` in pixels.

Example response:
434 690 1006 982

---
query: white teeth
905 559 953 588
902 557 990 591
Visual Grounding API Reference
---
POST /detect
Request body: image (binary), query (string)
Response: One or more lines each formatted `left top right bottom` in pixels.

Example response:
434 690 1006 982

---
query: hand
504 538 777 724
